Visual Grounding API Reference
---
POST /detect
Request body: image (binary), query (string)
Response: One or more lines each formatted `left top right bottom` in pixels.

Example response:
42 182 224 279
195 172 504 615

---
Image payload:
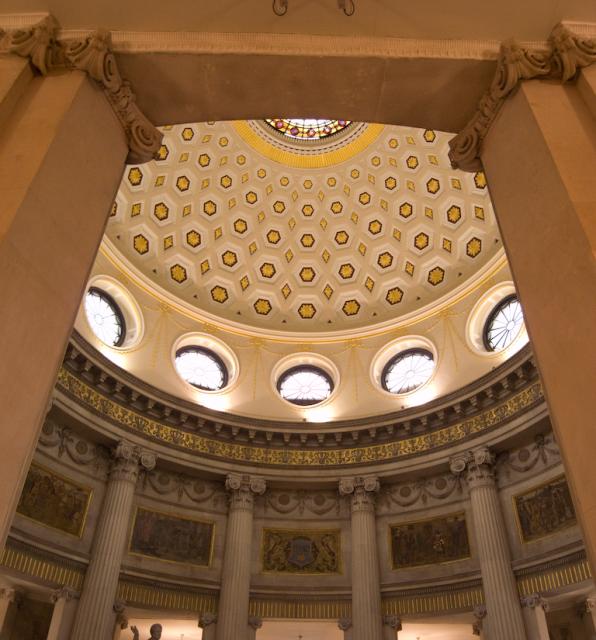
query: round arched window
382 349 435 395
175 347 229 391
84 287 126 347
277 365 334 406
265 118 351 140
483 295 525 352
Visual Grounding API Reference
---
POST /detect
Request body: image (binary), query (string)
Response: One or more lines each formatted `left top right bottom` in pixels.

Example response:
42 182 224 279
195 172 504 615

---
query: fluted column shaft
452 449 526 640
340 477 383 640
71 442 155 640
216 474 265 640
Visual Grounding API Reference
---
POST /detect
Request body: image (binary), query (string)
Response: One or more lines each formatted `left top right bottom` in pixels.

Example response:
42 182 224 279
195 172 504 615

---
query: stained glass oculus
85 288 125 347
277 365 334 406
382 349 435 395
483 295 525 352
265 119 351 140
175 347 229 391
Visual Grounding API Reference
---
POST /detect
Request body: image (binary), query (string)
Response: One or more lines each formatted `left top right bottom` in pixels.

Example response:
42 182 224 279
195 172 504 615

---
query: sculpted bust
131 624 162 640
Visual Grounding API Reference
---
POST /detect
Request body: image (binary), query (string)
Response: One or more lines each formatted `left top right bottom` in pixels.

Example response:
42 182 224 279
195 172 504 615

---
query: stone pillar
247 615 262 640
199 613 217 640
0 66 128 551
0 588 23 634
47 587 78 640
473 605 487 637
578 596 596 639
338 617 353 640
382 614 402 639
339 476 383 640
70 442 156 640
112 601 129 640
481 76 596 572
450 448 526 640
215 474 266 640
521 594 550 640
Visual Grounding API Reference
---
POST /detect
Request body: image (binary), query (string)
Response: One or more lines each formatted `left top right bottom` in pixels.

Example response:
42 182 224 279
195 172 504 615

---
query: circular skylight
175 347 229 391
277 365 334 406
84 288 125 347
483 295 525 352
382 349 435 395
265 118 351 140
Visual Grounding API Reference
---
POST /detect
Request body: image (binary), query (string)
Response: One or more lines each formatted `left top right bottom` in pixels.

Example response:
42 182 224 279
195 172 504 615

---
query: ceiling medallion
273 0 355 16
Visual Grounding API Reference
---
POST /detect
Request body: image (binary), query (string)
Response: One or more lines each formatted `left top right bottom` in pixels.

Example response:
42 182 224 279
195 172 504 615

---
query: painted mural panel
262 529 341 574
390 513 470 569
130 507 214 566
514 475 576 543
16 463 92 537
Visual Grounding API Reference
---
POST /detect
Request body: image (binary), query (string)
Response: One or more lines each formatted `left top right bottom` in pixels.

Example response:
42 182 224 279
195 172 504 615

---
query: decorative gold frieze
117 580 217 613
56 366 543 467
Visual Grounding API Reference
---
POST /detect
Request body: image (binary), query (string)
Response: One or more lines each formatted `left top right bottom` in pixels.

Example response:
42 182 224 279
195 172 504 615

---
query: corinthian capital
248 615 263 630
383 615 402 630
110 441 156 483
198 612 217 628
337 617 352 631
339 476 379 511
450 447 496 488
225 473 266 510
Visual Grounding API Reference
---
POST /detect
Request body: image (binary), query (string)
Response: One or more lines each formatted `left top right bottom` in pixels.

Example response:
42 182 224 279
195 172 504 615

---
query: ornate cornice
55 362 544 468
449 23 596 171
58 336 543 461
0 16 161 163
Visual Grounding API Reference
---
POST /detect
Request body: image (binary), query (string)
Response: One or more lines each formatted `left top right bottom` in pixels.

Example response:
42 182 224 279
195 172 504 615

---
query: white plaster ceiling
107 120 500 334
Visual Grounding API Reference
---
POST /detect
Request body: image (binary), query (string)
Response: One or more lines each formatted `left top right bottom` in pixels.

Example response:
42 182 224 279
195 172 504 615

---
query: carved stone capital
450 448 496 489
339 476 380 511
550 23 596 81
382 614 402 630
338 617 352 631
449 22 596 171
248 615 263 630
577 596 596 618
1 14 59 74
199 612 217 628
0 588 24 605
521 594 549 611
51 586 78 603
110 440 156 483
0 16 162 163
472 604 487 635
226 473 266 510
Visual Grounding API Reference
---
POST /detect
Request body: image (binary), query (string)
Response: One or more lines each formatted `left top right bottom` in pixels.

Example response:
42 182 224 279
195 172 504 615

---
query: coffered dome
107 120 501 334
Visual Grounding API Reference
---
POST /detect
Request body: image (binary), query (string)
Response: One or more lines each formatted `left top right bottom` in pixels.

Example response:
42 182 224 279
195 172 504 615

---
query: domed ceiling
108 120 501 333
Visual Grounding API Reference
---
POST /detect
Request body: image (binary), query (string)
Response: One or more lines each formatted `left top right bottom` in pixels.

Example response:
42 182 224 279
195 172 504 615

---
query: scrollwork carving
226 473 266 510
0 16 162 163
38 418 110 475
339 476 379 512
264 490 342 517
378 473 463 512
142 470 225 510
450 23 596 171
110 440 156 483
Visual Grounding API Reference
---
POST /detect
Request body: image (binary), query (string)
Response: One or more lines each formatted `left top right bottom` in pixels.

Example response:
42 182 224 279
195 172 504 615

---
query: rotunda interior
0 4 595 640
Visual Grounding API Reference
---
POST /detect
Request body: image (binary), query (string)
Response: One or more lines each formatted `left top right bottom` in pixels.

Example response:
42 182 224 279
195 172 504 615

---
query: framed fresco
390 512 470 570
16 463 92 538
261 528 341 575
129 507 214 567
514 475 577 543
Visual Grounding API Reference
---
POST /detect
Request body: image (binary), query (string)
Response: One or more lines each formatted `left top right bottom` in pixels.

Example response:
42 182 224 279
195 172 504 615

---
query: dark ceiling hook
338 0 355 16
272 0 288 16
272 0 355 16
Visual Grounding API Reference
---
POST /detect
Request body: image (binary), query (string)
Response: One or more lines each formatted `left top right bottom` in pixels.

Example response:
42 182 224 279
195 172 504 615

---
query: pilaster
199 612 217 640
450 448 526 640
339 476 383 640
338 617 353 640
216 474 265 640
521 594 550 640
70 441 155 640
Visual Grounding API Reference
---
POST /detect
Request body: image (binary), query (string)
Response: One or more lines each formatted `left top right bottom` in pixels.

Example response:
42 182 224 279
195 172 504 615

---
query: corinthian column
70 441 155 640
450 448 526 640
521 594 550 640
339 476 383 640
216 474 266 640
